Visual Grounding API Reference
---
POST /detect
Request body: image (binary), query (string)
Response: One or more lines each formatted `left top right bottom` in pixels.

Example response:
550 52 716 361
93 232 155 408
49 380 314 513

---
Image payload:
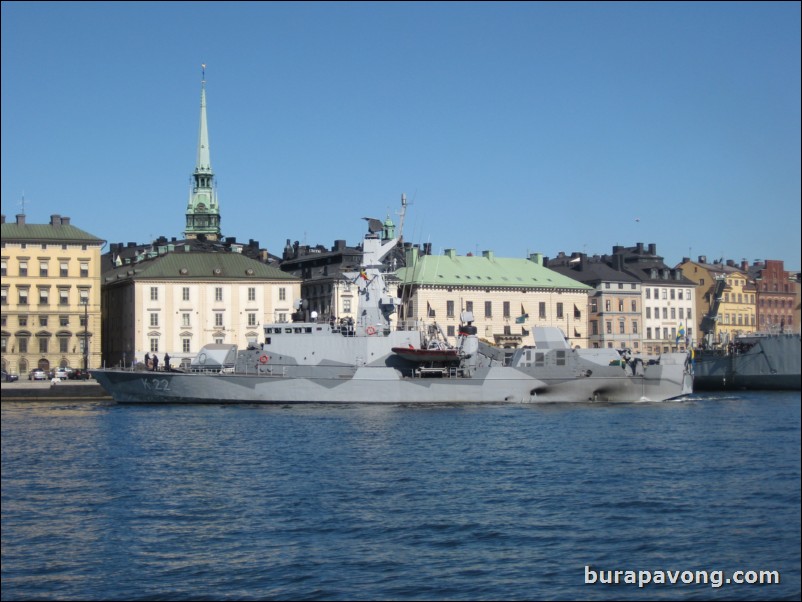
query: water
2 393 800 601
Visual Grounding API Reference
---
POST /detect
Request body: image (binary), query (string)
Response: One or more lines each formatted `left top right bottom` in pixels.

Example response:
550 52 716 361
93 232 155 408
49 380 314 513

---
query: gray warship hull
92 361 691 404
693 333 801 391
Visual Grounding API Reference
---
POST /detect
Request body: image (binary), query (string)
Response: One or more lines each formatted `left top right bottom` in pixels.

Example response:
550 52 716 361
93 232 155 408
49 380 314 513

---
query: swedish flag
676 324 686 344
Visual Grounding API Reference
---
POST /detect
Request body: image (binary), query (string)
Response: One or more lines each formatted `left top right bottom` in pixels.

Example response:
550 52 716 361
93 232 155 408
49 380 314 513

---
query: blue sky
2 2 800 269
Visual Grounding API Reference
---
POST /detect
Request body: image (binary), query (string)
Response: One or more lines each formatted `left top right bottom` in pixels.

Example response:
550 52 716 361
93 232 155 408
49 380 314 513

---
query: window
646 307 651 319
632 321 638 334
503 301 510 318
60 316 69 327
150 313 159 327
661 289 667 300
279 288 286 301
248 287 256 301
631 300 637 312
150 338 159 353
556 303 563 319
679 308 684 320
182 313 191 327
343 299 351 313
619 320 625 334
39 288 49 305
215 287 223 302
670 308 676 319
183 287 190 301
605 299 611 311
59 337 69 353
670 289 675 300
539 302 546 319
662 308 667 320
39 337 49 353
60 289 69 305
590 321 598 335
0 261 6 277
484 301 492 318
618 300 624 311
39 316 48 327
183 338 191 353
215 313 224 327
80 262 89 278
606 321 612 334
150 287 158 301
447 300 455 318
79 289 89 304
248 313 257 327
39 261 48 277
447 326 455 337
465 301 473 314
60 262 69 277
19 261 28 276
19 289 29 305
19 337 28 353
646 288 651 299
428 302 435 318
19 316 28 327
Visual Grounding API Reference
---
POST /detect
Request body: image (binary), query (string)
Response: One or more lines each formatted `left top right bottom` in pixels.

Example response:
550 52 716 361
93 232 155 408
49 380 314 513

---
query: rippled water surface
2 393 800 600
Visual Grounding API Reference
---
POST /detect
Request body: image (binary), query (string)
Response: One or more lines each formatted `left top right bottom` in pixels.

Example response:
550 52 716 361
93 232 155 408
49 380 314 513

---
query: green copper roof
397 251 591 290
103 251 298 282
1 219 105 244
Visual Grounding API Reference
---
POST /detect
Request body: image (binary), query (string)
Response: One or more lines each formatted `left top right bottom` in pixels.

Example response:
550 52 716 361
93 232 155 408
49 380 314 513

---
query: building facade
747 259 798 333
396 248 591 348
547 253 643 351
101 242 300 369
1 214 106 377
677 256 756 345
609 243 696 354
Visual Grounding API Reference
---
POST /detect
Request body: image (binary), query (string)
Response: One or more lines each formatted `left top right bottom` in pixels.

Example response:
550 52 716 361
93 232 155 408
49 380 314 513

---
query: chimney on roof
61 216 70 225
50 214 61 225
636 242 644 254
648 243 657 255
726 259 735 267
16 214 26 225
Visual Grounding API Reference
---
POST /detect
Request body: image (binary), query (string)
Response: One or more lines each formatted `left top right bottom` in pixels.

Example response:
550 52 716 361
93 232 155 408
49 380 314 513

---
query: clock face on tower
196 201 207 213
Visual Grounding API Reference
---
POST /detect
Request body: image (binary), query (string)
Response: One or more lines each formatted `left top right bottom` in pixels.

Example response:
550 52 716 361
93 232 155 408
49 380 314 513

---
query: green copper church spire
184 64 221 241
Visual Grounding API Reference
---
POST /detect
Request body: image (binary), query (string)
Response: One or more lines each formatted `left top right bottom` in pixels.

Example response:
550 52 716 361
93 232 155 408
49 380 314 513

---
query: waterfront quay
0 379 112 402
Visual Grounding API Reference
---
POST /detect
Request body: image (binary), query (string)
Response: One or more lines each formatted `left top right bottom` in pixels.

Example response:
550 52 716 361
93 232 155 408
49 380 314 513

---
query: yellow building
677 256 756 345
1 214 106 378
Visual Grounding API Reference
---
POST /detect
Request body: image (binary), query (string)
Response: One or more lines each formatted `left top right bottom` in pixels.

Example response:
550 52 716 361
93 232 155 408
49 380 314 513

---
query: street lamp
753 275 762 333
82 297 89 375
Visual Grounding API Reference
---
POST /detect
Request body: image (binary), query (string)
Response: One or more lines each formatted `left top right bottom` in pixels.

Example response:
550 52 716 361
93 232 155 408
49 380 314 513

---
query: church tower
184 65 221 240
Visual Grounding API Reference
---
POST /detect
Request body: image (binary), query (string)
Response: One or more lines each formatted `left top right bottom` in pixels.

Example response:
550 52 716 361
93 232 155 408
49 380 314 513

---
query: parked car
29 368 47 381
53 368 69 380
69 369 90 380
2 370 19 382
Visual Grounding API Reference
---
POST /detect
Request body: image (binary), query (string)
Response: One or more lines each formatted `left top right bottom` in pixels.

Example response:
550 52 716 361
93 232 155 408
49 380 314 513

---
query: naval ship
692 333 801 390
92 220 693 404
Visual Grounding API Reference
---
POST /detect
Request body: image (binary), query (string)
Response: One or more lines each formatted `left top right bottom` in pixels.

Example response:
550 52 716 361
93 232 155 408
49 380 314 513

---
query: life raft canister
366 326 377 335
259 355 269 364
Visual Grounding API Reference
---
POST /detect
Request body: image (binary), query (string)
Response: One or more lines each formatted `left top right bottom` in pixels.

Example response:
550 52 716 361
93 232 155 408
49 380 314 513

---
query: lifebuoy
259 355 269 364
366 326 376 335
